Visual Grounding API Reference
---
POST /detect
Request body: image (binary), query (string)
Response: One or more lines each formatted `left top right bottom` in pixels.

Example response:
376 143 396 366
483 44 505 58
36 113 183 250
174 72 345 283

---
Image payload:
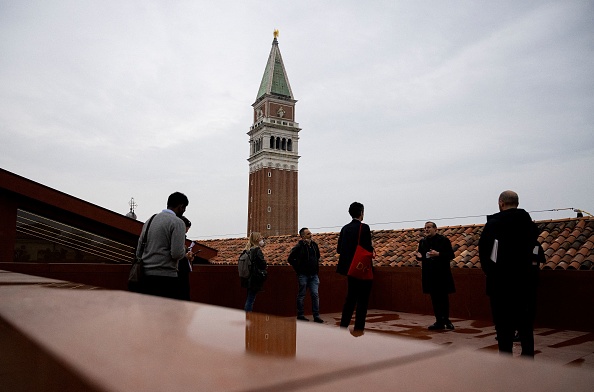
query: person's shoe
428 322 445 330
297 316 309 321
350 329 365 337
313 317 324 324
445 322 455 330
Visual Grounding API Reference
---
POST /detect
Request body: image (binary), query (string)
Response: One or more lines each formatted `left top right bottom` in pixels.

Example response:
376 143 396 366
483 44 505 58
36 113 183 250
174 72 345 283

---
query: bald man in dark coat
479 190 540 357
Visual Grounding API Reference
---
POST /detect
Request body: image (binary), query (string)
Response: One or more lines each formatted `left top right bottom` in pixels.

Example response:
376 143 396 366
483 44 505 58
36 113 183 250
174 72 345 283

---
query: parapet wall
1 263 592 331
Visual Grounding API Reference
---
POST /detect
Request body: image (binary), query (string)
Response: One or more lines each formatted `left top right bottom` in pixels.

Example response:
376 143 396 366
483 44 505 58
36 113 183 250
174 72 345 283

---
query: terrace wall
1 263 592 331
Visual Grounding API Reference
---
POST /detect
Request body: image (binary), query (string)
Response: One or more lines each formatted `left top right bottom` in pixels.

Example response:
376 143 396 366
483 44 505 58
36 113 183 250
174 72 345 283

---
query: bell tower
247 31 300 236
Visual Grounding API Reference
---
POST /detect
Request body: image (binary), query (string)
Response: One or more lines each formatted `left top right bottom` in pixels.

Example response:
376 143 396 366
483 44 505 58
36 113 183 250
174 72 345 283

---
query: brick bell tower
247 31 300 236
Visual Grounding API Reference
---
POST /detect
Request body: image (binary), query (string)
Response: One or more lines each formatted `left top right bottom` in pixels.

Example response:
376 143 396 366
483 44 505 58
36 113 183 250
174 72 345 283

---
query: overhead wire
193 207 585 239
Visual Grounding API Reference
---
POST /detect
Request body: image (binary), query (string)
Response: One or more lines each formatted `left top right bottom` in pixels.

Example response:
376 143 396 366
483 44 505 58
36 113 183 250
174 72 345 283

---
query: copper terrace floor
314 310 594 369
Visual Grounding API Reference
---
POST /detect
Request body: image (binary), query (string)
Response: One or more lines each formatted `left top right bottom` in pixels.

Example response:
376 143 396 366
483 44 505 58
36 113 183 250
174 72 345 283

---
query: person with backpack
288 227 323 323
241 232 267 312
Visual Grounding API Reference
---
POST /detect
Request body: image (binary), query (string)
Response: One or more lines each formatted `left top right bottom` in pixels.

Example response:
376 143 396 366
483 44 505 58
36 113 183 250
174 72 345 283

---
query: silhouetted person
479 190 539 357
178 216 195 301
415 221 456 330
336 202 374 333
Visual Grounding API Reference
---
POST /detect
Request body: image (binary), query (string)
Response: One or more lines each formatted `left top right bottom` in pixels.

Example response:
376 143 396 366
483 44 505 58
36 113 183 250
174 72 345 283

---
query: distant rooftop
202 217 594 271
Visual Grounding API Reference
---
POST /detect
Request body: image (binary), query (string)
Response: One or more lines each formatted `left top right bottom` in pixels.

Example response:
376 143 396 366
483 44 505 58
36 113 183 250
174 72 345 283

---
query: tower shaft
247 35 300 236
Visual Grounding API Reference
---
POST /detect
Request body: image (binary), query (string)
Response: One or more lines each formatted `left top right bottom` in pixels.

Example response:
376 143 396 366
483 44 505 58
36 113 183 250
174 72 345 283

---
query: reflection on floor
314 310 594 369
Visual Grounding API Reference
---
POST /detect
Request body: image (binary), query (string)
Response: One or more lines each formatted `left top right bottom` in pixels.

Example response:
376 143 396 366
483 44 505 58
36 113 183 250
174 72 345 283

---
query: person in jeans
288 227 322 323
242 232 267 312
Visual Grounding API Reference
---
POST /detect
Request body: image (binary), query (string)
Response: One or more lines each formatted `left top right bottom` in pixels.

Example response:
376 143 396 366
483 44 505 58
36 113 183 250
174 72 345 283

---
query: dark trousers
429 291 450 324
340 277 373 330
178 271 191 301
141 275 180 300
491 294 536 357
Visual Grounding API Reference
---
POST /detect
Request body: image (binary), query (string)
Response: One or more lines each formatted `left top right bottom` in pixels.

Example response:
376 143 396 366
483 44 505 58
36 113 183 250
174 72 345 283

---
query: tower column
247 32 301 236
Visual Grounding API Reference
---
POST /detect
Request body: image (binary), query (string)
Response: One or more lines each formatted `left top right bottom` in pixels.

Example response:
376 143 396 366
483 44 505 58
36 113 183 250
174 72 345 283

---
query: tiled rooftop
201 217 594 271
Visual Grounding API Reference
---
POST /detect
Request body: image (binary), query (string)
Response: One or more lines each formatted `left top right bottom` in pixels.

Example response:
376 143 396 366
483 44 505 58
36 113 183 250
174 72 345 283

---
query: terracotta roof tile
561 254 573 264
557 261 569 270
578 247 590 257
198 217 594 271
573 254 585 264
551 254 563 265
568 261 582 270
549 241 561 251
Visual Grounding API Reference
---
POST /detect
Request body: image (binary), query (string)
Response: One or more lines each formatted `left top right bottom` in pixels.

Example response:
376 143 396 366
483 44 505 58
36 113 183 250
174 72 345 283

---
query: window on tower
270 136 274 149
287 139 292 151
281 138 286 150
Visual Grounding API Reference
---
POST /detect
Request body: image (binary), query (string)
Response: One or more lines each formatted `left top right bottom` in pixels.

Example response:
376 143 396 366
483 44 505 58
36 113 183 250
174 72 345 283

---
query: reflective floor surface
2 270 593 391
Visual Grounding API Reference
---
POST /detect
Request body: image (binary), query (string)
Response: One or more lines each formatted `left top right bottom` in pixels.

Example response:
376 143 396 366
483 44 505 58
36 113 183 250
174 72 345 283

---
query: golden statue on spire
274 29 279 38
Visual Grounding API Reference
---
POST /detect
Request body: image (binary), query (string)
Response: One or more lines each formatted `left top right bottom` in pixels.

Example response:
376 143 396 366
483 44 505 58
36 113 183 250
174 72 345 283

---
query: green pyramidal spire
256 34 294 100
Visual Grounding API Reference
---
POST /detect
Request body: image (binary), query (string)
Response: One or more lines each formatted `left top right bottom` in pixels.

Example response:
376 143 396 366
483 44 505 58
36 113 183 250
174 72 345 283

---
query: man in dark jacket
479 190 540 357
288 227 322 323
336 202 374 334
178 216 195 301
415 221 456 330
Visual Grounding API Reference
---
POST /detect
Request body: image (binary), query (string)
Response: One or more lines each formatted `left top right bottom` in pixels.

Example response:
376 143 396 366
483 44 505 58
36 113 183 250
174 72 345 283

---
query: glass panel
14 209 135 263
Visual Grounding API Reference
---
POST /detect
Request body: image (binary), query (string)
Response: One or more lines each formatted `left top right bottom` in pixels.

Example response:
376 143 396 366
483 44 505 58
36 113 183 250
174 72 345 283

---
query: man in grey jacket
137 192 189 299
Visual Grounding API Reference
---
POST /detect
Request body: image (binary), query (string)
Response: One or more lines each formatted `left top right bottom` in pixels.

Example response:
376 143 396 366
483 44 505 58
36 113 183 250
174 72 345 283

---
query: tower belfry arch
247 31 300 236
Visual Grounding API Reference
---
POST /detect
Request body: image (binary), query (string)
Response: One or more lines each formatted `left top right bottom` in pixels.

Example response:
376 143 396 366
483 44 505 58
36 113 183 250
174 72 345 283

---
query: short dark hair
180 216 191 228
348 202 364 218
167 192 189 209
299 227 308 236
499 190 519 207
425 221 437 229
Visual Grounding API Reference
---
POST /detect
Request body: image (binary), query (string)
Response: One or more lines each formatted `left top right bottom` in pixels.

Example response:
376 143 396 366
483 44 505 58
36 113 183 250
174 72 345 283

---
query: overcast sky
1 1 593 239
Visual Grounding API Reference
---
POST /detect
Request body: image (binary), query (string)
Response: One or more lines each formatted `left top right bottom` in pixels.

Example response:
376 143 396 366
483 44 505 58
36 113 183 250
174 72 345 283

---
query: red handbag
347 224 374 280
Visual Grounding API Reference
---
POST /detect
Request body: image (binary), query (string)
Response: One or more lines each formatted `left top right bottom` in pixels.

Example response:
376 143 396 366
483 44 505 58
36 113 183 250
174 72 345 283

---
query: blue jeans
297 274 320 317
244 289 257 312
